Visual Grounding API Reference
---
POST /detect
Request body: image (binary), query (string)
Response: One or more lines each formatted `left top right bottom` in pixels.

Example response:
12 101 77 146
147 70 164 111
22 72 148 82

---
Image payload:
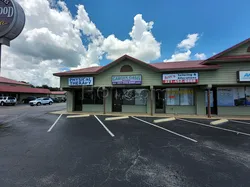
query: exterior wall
82 104 103 112
19 93 48 102
196 88 206 115
50 94 66 98
60 60 162 88
67 91 74 112
122 105 147 113
221 42 250 57
166 106 196 115
218 107 250 116
62 60 250 116
105 88 112 113
199 62 250 85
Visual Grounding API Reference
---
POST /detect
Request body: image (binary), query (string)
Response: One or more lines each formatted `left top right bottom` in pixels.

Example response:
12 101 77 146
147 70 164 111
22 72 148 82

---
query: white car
29 97 53 106
0 96 17 106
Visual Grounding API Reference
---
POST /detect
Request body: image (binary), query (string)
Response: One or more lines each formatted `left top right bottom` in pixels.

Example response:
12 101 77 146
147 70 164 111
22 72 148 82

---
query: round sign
0 0 25 41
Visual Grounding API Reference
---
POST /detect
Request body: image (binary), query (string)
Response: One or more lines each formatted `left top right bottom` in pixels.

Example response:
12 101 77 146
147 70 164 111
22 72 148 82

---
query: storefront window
180 88 194 105
166 88 179 105
217 87 249 106
166 88 194 106
82 88 103 104
122 89 147 106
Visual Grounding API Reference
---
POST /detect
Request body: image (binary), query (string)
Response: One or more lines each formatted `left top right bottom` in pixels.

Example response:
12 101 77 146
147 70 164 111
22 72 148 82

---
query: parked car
29 97 53 106
22 96 37 104
52 97 60 103
62 97 67 102
0 96 17 106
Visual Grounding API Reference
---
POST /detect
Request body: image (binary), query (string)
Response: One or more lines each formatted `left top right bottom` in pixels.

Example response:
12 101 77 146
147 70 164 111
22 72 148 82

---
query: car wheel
36 102 41 106
49 102 52 105
0 102 4 106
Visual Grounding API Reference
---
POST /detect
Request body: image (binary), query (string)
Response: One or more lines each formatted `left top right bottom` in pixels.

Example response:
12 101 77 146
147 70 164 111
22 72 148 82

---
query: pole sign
112 75 142 85
0 0 25 44
237 71 250 82
162 73 199 84
68 77 94 86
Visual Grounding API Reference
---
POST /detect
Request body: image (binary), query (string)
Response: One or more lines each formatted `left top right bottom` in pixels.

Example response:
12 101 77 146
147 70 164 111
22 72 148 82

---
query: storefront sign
112 75 142 85
237 71 250 82
162 73 199 84
0 0 25 42
68 77 93 86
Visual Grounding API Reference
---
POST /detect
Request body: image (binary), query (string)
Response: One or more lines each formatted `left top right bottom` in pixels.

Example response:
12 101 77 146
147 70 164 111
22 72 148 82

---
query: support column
150 87 154 116
207 88 211 118
103 87 106 114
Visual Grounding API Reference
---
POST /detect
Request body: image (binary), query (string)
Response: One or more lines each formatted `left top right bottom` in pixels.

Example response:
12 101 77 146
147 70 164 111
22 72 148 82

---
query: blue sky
63 0 250 66
3 0 250 86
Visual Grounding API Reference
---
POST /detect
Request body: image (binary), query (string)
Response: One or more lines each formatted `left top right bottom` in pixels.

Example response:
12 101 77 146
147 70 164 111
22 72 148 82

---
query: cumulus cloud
103 14 161 62
177 34 199 50
165 50 191 62
195 53 207 60
164 33 205 62
2 1 161 86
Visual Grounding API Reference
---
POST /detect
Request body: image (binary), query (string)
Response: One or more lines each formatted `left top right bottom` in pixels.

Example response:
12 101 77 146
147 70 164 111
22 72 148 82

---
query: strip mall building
54 39 250 116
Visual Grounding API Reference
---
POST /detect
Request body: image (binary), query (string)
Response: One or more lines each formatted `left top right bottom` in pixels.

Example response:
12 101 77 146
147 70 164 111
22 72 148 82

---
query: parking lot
1 107 250 187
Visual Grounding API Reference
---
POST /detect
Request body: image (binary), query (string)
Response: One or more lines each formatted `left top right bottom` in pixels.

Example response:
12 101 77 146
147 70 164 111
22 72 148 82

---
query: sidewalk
50 110 250 121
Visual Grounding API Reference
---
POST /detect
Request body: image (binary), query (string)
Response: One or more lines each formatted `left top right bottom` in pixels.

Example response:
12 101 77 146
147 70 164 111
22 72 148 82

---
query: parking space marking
94 115 115 137
132 116 197 143
47 114 63 132
179 118 250 137
230 120 250 125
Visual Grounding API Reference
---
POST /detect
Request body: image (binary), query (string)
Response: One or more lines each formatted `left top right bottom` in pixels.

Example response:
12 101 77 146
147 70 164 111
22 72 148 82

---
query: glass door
112 88 122 112
155 89 165 113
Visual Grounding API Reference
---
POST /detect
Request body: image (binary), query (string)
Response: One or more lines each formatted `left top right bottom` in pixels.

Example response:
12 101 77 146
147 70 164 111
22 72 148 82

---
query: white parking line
230 120 250 125
47 114 63 132
94 115 115 137
131 116 197 143
179 118 250 137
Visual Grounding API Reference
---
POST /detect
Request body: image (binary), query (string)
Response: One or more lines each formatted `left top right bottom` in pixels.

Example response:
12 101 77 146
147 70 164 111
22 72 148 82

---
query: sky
2 0 250 87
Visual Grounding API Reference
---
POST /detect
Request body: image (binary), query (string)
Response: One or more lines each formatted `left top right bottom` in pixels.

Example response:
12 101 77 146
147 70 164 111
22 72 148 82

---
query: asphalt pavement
0 106 250 187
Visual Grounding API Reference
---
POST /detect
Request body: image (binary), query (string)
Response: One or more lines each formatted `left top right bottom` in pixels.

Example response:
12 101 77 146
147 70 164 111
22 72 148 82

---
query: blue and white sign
68 77 93 86
238 71 250 82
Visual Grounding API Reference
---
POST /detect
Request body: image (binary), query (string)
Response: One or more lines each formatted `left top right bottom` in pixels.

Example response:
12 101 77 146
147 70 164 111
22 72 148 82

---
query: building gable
202 38 250 64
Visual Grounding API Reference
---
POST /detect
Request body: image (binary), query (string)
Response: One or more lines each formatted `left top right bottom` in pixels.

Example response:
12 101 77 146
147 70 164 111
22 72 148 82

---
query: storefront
54 38 250 116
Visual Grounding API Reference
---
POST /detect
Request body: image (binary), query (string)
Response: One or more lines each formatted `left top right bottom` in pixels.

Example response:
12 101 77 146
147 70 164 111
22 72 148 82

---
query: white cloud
164 33 205 62
2 1 161 86
194 53 207 60
103 14 161 62
177 33 199 50
164 50 191 62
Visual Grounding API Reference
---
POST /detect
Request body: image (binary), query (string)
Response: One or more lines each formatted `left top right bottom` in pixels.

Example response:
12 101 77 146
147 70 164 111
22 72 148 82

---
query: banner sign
68 77 93 86
112 75 142 85
237 71 250 82
162 73 198 84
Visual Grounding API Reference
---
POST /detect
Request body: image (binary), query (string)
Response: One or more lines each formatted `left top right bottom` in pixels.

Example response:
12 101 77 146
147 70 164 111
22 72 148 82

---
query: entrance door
155 89 165 113
112 88 122 112
206 88 218 115
74 90 82 111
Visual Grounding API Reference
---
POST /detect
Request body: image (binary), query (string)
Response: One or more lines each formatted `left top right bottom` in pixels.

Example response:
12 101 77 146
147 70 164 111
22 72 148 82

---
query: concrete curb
67 114 90 119
153 117 176 123
210 119 229 125
105 116 129 121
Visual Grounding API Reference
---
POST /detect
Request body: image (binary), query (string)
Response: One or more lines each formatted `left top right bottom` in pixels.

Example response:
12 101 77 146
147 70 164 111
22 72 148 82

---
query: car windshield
8 97 15 100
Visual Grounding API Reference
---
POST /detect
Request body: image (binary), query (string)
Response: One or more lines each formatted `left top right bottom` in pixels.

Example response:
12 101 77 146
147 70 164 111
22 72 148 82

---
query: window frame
165 88 195 106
